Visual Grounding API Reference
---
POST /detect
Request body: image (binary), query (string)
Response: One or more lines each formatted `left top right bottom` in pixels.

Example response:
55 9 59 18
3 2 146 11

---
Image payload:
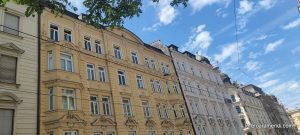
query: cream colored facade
288 109 300 134
222 76 276 135
40 9 193 135
152 41 243 135
0 2 38 135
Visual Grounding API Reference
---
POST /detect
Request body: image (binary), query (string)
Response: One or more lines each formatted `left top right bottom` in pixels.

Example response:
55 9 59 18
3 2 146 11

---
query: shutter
0 109 14 135
4 13 19 35
0 55 17 83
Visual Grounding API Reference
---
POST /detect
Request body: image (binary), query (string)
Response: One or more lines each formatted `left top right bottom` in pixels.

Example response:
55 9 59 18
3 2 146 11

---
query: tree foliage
0 0 188 28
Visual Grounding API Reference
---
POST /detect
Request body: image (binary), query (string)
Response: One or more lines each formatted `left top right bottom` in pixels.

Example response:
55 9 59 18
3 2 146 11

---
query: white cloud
258 79 279 89
248 52 262 59
255 71 275 82
256 34 268 40
259 0 277 10
214 42 241 63
142 23 161 32
189 0 225 12
68 0 85 12
216 8 228 18
270 81 300 94
238 0 253 15
264 39 284 54
282 18 300 30
295 63 300 70
183 24 213 54
245 60 262 71
292 46 300 54
158 4 177 25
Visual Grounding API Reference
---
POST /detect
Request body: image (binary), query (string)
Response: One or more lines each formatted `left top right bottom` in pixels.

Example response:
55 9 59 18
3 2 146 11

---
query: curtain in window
0 109 14 135
0 55 17 83
4 13 19 35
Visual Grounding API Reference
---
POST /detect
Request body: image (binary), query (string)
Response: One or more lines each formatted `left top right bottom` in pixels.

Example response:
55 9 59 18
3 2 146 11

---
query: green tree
0 0 188 28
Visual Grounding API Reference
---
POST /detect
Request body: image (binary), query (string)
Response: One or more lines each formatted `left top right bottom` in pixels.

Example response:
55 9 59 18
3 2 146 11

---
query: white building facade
0 2 38 135
152 41 243 135
222 76 276 135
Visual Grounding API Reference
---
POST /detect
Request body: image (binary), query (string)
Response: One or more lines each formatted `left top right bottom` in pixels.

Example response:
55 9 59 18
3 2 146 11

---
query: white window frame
136 75 144 89
98 67 106 82
131 52 139 64
157 104 163 118
49 88 54 111
114 46 122 59
156 81 162 92
180 105 185 118
60 53 73 72
122 99 132 117
163 105 169 118
90 96 99 115
173 82 178 94
95 40 103 54
118 70 126 85
150 79 156 92
62 89 76 110
50 24 59 41
87 64 95 80
84 36 92 51
64 131 77 135
102 96 111 115
166 81 170 94
48 51 52 70
64 29 72 42
172 104 177 118
142 101 151 117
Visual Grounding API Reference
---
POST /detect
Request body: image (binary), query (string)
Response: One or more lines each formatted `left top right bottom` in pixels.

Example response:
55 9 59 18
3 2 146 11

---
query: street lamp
298 0 300 13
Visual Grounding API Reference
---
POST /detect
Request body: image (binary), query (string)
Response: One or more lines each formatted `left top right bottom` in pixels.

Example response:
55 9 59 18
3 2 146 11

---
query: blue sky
71 0 300 109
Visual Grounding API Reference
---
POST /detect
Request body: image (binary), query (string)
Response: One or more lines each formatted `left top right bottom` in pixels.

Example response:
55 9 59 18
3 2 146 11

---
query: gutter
168 48 197 134
37 13 41 135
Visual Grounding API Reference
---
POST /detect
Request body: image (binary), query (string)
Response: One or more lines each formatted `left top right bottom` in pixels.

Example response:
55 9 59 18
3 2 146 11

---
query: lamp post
298 0 300 12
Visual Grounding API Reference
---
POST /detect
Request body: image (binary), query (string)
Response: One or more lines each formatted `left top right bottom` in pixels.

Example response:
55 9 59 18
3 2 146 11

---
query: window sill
0 81 21 88
0 31 24 39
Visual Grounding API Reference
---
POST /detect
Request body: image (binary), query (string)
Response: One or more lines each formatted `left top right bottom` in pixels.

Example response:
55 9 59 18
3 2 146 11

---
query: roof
144 43 166 55
183 51 196 59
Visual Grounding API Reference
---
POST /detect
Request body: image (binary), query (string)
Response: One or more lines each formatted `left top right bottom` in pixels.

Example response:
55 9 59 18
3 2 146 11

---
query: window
191 66 195 75
142 101 151 117
180 105 185 118
161 63 166 73
102 97 111 115
48 131 54 135
176 61 181 70
182 63 186 71
172 105 177 118
49 88 54 111
84 37 92 51
156 81 162 92
236 106 241 113
166 65 170 74
163 105 169 118
150 80 155 92
148 131 156 135
0 55 17 83
173 82 178 94
93 132 103 135
0 109 14 135
123 99 132 117
150 59 156 69
87 64 95 80
48 51 52 70
98 67 106 82
50 24 58 41
157 104 163 118
62 89 76 110
60 53 73 72
118 70 126 85
114 46 121 59
231 95 236 102
166 81 170 94
64 131 77 135
136 75 144 89
95 41 103 54
4 13 19 35
144 57 150 68
128 131 136 135
131 52 139 64
90 96 99 114
190 102 195 114
64 29 72 42
195 103 200 114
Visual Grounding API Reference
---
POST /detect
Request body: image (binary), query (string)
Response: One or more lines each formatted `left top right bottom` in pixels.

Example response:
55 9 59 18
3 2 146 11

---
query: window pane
0 109 13 135
4 13 19 35
0 55 17 83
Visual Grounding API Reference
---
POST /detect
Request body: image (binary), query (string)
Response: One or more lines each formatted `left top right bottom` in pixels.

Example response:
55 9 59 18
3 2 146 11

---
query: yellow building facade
40 9 193 135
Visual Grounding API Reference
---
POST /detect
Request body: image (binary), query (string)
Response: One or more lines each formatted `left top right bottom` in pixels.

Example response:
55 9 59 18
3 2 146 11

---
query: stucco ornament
125 117 138 129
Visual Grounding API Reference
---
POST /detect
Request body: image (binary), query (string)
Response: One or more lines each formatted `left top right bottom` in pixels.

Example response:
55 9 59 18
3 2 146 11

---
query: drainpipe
37 13 41 135
168 48 197 135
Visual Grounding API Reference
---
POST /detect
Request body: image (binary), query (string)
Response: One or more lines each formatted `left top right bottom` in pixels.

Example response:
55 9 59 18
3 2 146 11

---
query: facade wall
156 44 243 135
226 84 275 135
288 109 300 134
0 2 38 135
40 10 193 135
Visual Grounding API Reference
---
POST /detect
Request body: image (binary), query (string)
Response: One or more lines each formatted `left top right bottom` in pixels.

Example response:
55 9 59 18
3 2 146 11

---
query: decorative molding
44 111 87 127
91 115 116 129
161 119 174 129
125 117 138 129
0 42 25 54
0 91 22 104
145 118 156 128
